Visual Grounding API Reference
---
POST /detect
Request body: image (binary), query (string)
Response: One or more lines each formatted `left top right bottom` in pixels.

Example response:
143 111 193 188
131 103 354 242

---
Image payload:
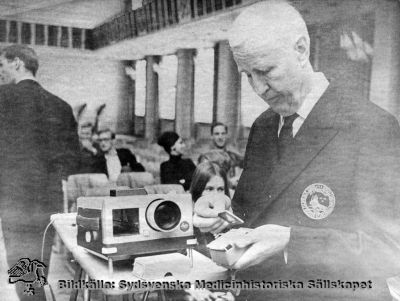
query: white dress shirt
105 149 122 182
278 72 329 138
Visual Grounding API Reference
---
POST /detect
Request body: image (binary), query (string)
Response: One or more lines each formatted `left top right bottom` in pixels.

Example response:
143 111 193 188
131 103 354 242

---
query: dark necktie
278 113 299 158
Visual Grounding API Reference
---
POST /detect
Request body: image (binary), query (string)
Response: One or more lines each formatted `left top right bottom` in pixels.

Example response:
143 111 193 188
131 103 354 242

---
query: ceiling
0 0 379 60
0 0 126 28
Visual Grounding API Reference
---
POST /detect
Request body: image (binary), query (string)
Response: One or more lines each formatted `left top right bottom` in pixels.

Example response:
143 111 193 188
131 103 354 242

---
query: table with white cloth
50 213 228 301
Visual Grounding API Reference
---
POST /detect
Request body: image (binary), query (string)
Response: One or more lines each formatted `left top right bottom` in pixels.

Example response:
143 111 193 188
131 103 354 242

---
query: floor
47 248 103 301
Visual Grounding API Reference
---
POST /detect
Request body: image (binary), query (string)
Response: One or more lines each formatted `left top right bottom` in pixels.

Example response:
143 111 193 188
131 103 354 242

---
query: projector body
76 193 194 261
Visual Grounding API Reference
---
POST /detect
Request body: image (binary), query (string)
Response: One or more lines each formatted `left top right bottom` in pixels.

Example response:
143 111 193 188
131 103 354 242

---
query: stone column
175 49 196 140
145 55 160 141
213 40 241 140
111 61 135 134
115 60 136 134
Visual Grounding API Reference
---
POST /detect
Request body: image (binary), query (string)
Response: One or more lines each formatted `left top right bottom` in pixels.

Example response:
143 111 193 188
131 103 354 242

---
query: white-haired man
194 1 400 300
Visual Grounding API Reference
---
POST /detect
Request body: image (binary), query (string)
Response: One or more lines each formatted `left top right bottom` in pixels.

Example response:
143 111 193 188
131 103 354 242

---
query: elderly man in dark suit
0 44 80 300
194 1 400 300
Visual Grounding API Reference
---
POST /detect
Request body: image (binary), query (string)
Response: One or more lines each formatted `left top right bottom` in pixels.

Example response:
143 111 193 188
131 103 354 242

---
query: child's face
202 175 225 197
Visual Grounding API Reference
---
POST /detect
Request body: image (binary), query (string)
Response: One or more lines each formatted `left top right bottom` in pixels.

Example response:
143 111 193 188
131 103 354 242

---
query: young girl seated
198 150 241 189
183 161 235 301
190 161 231 257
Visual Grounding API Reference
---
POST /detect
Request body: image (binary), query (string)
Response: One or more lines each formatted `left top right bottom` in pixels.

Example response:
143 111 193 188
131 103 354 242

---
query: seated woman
198 150 241 189
185 161 234 301
190 161 230 257
163 161 234 301
157 131 196 191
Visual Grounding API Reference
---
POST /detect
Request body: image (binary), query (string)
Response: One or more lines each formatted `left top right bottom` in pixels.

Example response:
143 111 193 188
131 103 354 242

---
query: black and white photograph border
0 0 400 300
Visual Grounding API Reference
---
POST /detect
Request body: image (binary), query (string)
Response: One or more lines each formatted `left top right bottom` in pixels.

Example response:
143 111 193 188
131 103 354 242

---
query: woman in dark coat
157 131 196 191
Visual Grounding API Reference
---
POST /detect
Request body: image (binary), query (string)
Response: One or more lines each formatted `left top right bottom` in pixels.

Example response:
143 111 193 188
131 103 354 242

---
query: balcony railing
0 0 244 51
0 19 93 50
92 0 243 48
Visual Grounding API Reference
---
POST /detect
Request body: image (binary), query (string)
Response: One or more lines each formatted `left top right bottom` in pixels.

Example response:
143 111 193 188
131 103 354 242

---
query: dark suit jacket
116 148 145 172
0 79 80 279
0 79 80 216
99 148 145 177
233 84 400 300
78 146 107 175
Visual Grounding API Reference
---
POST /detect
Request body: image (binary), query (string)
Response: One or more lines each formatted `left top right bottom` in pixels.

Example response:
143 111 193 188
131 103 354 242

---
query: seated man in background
206 122 244 187
77 122 106 174
98 128 145 182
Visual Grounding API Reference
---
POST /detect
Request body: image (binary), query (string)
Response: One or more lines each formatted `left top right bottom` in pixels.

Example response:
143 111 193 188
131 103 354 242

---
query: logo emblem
8 258 47 296
301 183 335 220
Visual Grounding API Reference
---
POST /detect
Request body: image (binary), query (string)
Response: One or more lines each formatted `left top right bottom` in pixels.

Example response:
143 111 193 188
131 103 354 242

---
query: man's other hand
193 213 229 234
232 225 290 270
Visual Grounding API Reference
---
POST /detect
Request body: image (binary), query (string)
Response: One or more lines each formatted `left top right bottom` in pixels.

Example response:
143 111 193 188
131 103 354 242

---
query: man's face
98 131 113 153
233 44 304 116
0 55 16 84
79 126 93 141
212 125 227 149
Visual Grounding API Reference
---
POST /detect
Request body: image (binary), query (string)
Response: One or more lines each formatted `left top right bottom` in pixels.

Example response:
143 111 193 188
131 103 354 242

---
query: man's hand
193 194 231 234
232 225 290 270
228 176 240 189
81 139 97 154
193 213 229 234
121 165 132 173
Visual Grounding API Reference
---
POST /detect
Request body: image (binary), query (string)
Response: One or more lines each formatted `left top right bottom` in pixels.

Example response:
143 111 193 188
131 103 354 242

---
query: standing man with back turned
194 1 400 300
0 45 80 300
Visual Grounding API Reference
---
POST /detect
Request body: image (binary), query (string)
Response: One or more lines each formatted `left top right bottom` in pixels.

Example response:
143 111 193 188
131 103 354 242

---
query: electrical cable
41 219 55 263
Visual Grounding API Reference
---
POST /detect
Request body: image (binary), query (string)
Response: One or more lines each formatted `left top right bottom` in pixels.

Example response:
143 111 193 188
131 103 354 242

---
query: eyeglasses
98 138 111 142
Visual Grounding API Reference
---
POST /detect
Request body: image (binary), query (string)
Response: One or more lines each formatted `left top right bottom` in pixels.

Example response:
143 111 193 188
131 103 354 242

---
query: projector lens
154 201 181 230
146 199 182 232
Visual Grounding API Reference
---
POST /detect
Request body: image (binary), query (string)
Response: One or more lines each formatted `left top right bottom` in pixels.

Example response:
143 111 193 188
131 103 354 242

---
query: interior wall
34 47 133 133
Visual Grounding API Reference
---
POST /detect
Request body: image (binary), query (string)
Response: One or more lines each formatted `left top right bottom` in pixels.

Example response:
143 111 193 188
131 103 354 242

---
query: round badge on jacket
300 183 335 220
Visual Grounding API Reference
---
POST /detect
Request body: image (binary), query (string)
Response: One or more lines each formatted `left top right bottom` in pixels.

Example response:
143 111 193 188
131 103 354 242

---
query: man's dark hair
80 121 93 129
97 128 116 140
79 122 94 132
0 44 39 76
210 122 228 135
198 150 231 174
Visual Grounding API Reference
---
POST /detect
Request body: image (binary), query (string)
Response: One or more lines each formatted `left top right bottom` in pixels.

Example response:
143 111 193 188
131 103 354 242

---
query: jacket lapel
256 84 343 215
257 110 280 170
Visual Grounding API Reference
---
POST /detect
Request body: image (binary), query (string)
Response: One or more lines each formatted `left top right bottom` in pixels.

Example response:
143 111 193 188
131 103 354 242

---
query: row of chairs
62 172 186 213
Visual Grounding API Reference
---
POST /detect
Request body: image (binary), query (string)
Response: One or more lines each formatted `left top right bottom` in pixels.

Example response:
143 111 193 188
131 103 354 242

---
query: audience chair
144 184 185 195
116 172 155 188
58 173 110 270
64 173 109 213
